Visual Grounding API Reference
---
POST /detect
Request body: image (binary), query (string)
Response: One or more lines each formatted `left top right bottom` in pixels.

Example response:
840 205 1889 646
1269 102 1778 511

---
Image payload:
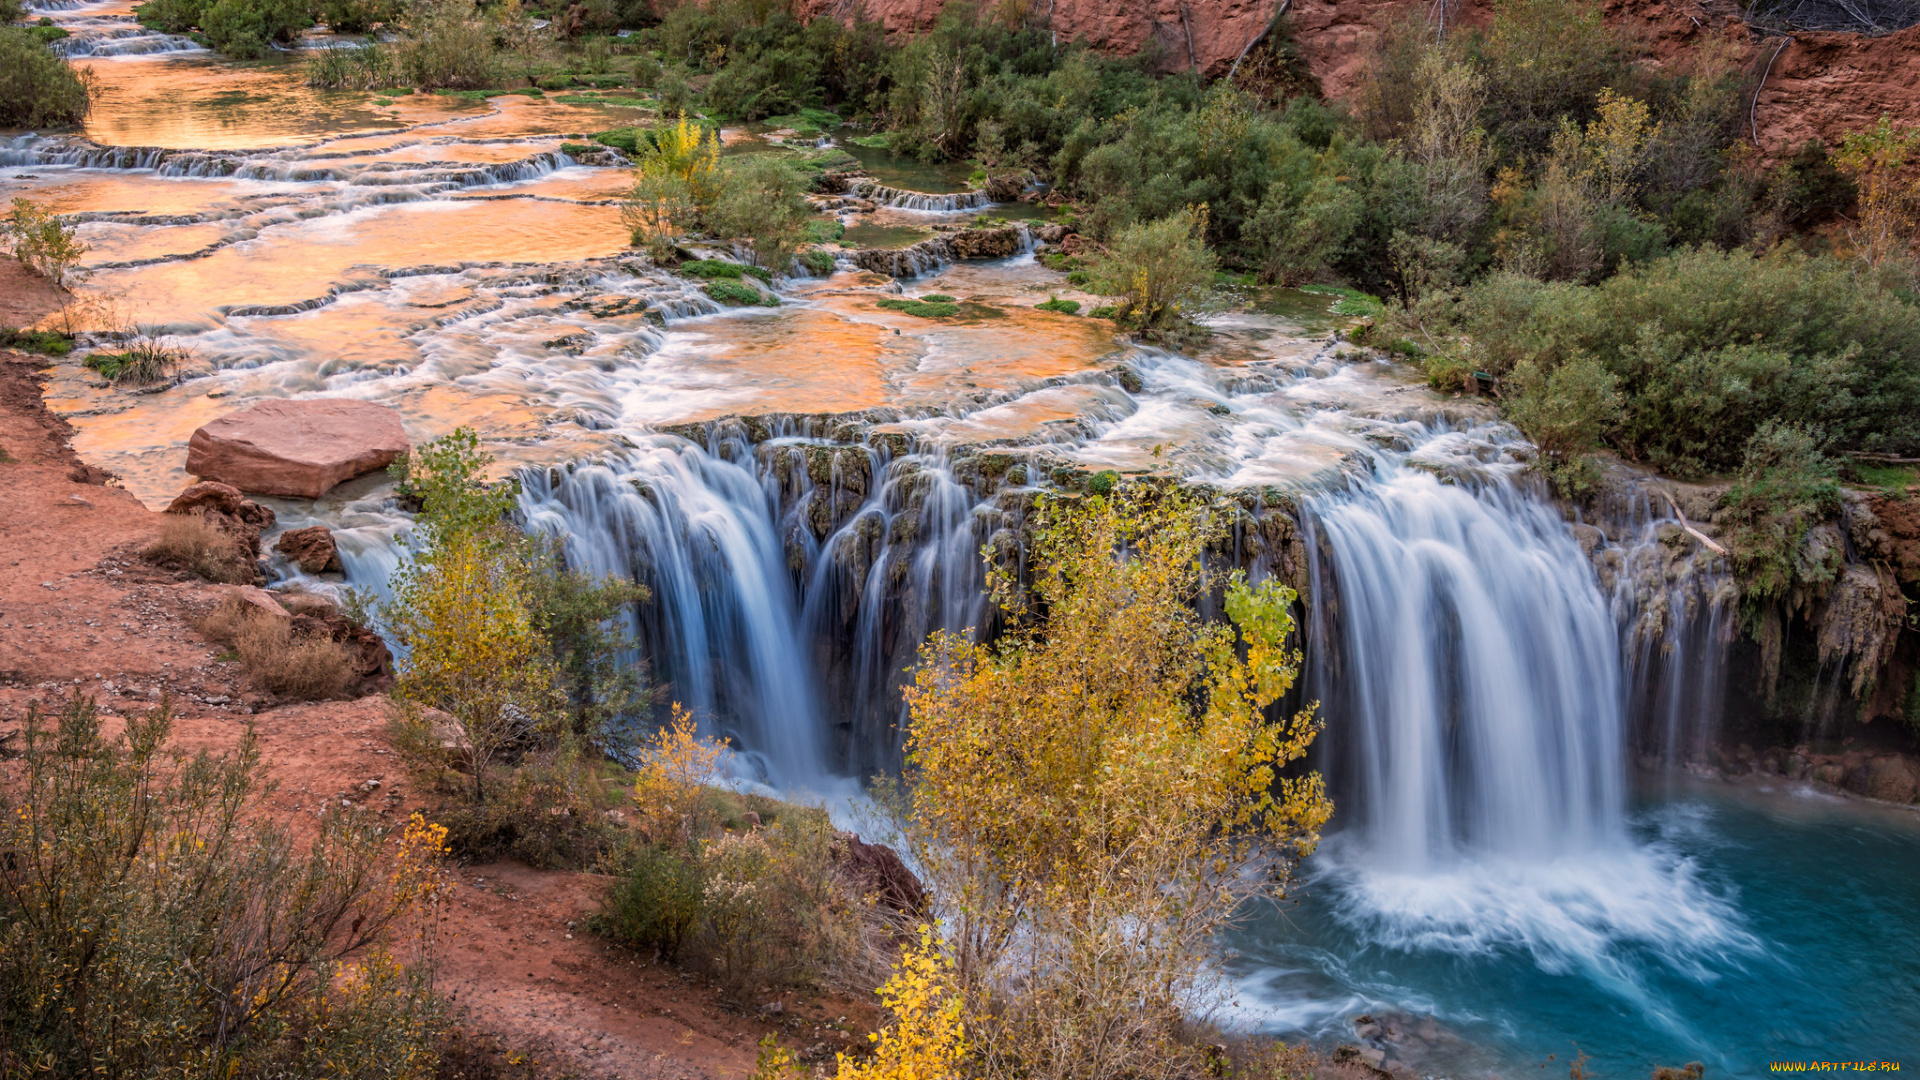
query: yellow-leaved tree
835 925 967 1080
385 428 563 803
896 488 1331 1080
622 114 722 260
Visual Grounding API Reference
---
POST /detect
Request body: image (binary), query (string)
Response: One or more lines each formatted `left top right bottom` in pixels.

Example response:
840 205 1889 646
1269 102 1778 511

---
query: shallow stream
6 11 1916 1073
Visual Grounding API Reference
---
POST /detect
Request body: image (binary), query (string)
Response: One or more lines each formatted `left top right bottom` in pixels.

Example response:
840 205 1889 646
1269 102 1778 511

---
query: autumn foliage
894 489 1331 1079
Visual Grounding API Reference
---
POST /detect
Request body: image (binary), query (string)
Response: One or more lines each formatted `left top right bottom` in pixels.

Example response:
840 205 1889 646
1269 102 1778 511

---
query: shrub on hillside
0 696 449 1078
1457 249 1920 474
596 710 878 994
707 153 812 271
1719 421 1843 607
1084 206 1218 334
0 28 92 129
3 197 88 288
199 0 310 58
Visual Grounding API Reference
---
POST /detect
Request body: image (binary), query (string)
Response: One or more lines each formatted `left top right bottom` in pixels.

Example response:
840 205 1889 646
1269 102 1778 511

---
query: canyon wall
801 0 1920 157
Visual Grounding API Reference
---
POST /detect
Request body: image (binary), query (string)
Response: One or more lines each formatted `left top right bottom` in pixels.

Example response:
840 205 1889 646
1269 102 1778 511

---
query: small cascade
1587 492 1739 765
849 223 1034 279
53 26 206 57
0 136 578 190
845 179 991 212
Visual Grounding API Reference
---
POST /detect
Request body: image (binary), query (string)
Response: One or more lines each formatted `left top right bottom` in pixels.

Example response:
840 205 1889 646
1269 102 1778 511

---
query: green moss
703 279 779 307
1 328 74 355
848 132 890 148
876 297 960 318
1849 462 1919 495
1299 284 1385 318
763 106 841 130
592 127 643 154
802 219 845 243
917 293 956 303
679 259 743 279
1088 305 1118 320
1066 270 1091 286
1036 295 1081 315
556 94 653 108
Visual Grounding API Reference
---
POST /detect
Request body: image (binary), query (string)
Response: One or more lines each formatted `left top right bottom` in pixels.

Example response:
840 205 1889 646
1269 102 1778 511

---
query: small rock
274 526 343 574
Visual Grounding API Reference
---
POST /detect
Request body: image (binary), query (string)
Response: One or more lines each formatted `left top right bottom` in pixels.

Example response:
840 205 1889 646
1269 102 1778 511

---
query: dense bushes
0 696 449 1078
380 428 651 865
136 0 311 58
1452 248 1920 474
0 30 91 129
594 710 877 995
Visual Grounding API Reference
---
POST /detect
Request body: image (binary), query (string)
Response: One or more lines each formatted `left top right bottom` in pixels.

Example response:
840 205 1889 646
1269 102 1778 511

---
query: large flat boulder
186 400 408 499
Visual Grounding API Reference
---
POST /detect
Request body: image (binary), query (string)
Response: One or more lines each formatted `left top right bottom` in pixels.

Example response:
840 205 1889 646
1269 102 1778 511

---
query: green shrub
1036 295 1081 314
707 154 813 270
0 327 75 354
0 28 92 129
596 844 705 959
0 696 447 1078
704 278 778 306
1084 207 1217 333
1720 421 1843 606
593 127 644 154
316 0 397 32
4 197 87 288
679 258 746 279
876 297 958 317
1458 249 1920 474
799 249 835 275
134 0 203 34
83 327 189 384
198 0 312 58
1503 354 1619 495
917 293 955 303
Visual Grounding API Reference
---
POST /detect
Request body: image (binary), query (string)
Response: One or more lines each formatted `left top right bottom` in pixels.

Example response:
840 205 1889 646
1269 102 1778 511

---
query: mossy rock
876 297 958 318
703 279 778 307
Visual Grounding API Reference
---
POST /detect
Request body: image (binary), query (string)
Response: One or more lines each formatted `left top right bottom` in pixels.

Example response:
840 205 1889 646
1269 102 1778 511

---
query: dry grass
196 593 353 701
144 515 254 584
234 616 353 700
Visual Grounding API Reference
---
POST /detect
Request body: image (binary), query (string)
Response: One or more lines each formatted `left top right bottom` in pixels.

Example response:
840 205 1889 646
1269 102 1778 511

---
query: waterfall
514 426 1011 786
1303 469 1628 868
518 437 830 787
845 180 991 213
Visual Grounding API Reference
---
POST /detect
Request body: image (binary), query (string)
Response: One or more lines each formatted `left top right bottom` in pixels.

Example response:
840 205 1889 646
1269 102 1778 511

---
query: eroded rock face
1846 756 1920 804
948 225 1024 260
834 832 927 914
274 525 343 574
186 400 408 499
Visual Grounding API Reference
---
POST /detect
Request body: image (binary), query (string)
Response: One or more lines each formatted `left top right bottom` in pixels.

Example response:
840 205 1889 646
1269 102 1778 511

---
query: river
5 7 1916 1073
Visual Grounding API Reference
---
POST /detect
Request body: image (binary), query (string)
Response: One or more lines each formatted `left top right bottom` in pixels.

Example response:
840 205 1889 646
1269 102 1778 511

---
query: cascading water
517 437 831 787
1303 470 1627 867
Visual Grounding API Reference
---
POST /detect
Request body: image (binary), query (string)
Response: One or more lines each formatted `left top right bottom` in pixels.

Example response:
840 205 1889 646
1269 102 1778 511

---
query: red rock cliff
800 0 1920 155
